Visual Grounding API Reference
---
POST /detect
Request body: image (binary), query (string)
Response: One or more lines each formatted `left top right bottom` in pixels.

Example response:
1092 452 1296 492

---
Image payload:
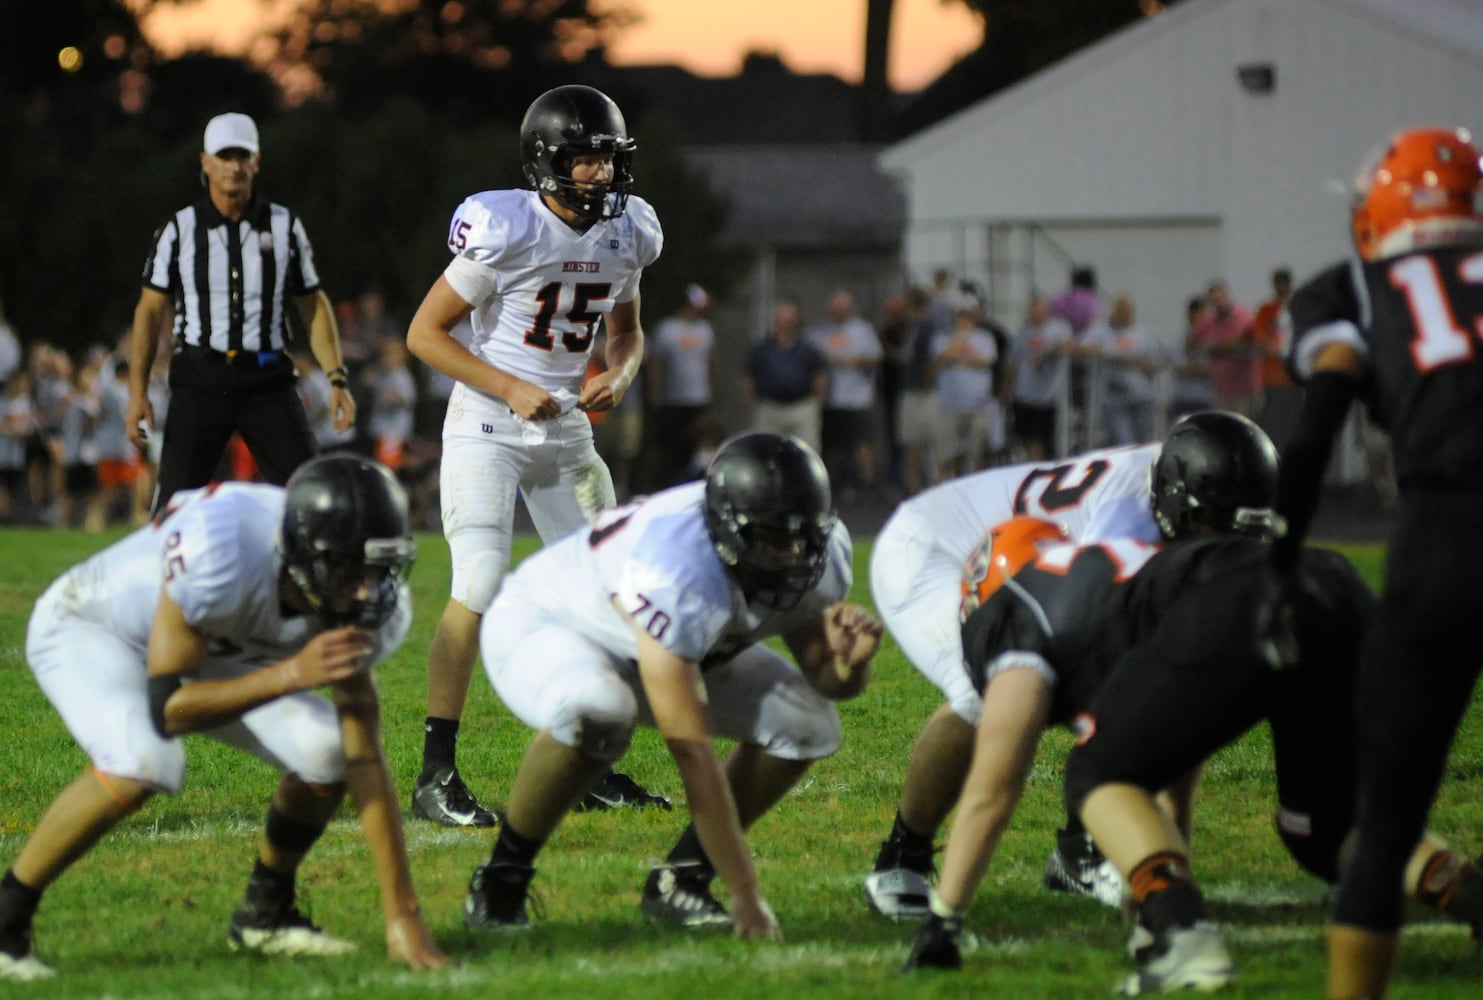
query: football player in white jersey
864 411 1281 919
404 85 668 827
460 433 881 939
0 456 444 982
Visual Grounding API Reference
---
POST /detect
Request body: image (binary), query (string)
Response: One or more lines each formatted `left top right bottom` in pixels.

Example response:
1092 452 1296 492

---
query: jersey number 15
524 281 613 353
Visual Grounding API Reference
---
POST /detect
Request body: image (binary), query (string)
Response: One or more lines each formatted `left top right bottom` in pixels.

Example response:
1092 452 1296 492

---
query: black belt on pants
178 344 290 369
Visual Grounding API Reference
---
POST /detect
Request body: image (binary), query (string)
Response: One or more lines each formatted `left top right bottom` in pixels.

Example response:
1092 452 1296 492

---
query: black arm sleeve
147 674 184 738
1271 370 1360 572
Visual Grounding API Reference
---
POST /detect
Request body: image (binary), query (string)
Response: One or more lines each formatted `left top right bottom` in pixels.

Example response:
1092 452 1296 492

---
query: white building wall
884 0 1483 339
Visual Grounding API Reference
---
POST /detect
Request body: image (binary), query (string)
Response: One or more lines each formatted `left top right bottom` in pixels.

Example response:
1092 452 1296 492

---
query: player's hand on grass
731 895 781 942
385 912 448 970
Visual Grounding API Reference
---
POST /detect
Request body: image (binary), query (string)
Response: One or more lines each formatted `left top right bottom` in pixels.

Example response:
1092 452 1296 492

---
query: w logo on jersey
481 423 493 434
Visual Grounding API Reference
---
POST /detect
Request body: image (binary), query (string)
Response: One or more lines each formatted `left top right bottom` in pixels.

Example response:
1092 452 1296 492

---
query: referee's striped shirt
141 194 322 355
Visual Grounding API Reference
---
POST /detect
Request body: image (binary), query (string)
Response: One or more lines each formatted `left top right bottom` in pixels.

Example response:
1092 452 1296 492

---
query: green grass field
1 527 1480 999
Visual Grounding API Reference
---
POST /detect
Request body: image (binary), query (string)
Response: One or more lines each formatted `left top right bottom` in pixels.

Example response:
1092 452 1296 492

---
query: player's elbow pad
147 675 184 738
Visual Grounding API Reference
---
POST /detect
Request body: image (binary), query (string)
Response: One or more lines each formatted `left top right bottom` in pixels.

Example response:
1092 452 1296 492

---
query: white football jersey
441 189 663 408
48 483 410 672
501 481 853 666
902 442 1162 562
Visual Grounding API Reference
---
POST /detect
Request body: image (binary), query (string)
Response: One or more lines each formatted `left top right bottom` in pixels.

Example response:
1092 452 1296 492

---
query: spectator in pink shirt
1190 280 1261 418
1048 265 1100 336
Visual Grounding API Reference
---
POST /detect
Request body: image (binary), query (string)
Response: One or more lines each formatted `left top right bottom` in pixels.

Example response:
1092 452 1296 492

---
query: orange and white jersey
441 188 662 414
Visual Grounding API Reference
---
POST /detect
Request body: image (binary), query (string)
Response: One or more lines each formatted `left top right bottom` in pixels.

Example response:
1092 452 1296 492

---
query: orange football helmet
1351 126 1483 260
959 516 1069 622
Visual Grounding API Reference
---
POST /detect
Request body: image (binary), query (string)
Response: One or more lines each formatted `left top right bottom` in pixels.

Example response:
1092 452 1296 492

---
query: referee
126 112 356 514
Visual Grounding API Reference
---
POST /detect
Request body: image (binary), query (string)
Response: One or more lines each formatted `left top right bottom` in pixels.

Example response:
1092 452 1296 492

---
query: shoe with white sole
228 897 357 957
1043 830 1126 909
1119 920 1234 995
640 863 730 928
0 923 54 982
864 833 936 919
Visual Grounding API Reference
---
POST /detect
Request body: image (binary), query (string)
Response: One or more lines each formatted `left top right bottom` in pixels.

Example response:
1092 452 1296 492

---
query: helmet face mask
280 456 417 630
703 433 836 610
520 85 636 222
1351 126 1483 260
1151 411 1281 542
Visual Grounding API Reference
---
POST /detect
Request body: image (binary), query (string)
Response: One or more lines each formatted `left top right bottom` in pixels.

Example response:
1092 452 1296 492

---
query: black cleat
903 914 962 971
411 766 498 827
576 770 673 812
464 860 538 932
865 833 937 919
639 863 730 927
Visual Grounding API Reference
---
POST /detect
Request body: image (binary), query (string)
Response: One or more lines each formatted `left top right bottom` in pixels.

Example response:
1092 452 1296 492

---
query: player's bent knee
547 681 638 763
766 701 843 762
573 716 634 763
1276 811 1345 883
289 732 349 787
946 691 983 726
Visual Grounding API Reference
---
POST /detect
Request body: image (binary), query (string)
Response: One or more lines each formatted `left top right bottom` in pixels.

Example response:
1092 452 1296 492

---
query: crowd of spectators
1 263 1394 531
0 290 446 530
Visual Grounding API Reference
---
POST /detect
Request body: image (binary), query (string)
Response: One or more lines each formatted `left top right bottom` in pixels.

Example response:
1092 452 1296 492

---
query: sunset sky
132 0 985 92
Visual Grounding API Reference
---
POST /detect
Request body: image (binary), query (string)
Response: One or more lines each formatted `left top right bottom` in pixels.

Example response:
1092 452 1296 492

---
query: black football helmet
1150 410 1281 541
703 433 837 610
279 455 416 630
520 85 635 222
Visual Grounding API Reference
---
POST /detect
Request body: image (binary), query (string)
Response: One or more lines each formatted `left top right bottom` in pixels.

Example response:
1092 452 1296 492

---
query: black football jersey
960 536 1373 725
1290 246 1483 488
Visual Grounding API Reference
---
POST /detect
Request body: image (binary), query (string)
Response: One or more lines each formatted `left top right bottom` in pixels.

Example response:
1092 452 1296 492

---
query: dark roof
587 57 869 146
688 145 905 248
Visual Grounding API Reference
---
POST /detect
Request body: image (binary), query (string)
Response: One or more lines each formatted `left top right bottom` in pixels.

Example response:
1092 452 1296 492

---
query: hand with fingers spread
282 626 375 692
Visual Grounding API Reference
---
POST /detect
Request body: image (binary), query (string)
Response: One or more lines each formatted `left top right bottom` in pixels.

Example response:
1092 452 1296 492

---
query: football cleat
228 897 357 957
1043 830 1126 909
0 923 54 982
902 913 963 972
640 863 731 928
464 860 537 932
1119 920 1234 995
575 770 673 812
865 833 936 919
410 766 498 827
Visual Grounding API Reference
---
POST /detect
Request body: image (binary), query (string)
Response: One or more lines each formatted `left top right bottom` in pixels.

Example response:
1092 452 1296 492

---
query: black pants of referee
153 349 316 514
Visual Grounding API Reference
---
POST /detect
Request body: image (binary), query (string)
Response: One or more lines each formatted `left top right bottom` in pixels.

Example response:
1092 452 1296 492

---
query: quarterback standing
0 456 444 981
405 85 668 826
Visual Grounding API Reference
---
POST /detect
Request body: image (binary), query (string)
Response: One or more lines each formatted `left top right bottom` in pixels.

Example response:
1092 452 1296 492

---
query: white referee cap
204 112 260 155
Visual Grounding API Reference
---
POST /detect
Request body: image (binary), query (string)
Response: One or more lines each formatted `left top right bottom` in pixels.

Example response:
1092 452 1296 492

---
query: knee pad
453 545 510 614
946 688 983 726
760 694 843 762
288 724 349 787
795 703 843 761
546 678 638 764
101 706 187 793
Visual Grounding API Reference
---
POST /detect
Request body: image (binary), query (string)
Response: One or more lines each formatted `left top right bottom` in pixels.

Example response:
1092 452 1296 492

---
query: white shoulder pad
449 189 539 268
622 196 664 270
163 487 278 633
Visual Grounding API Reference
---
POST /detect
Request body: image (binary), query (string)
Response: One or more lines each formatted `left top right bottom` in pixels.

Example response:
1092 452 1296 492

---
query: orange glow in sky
132 0 984 93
